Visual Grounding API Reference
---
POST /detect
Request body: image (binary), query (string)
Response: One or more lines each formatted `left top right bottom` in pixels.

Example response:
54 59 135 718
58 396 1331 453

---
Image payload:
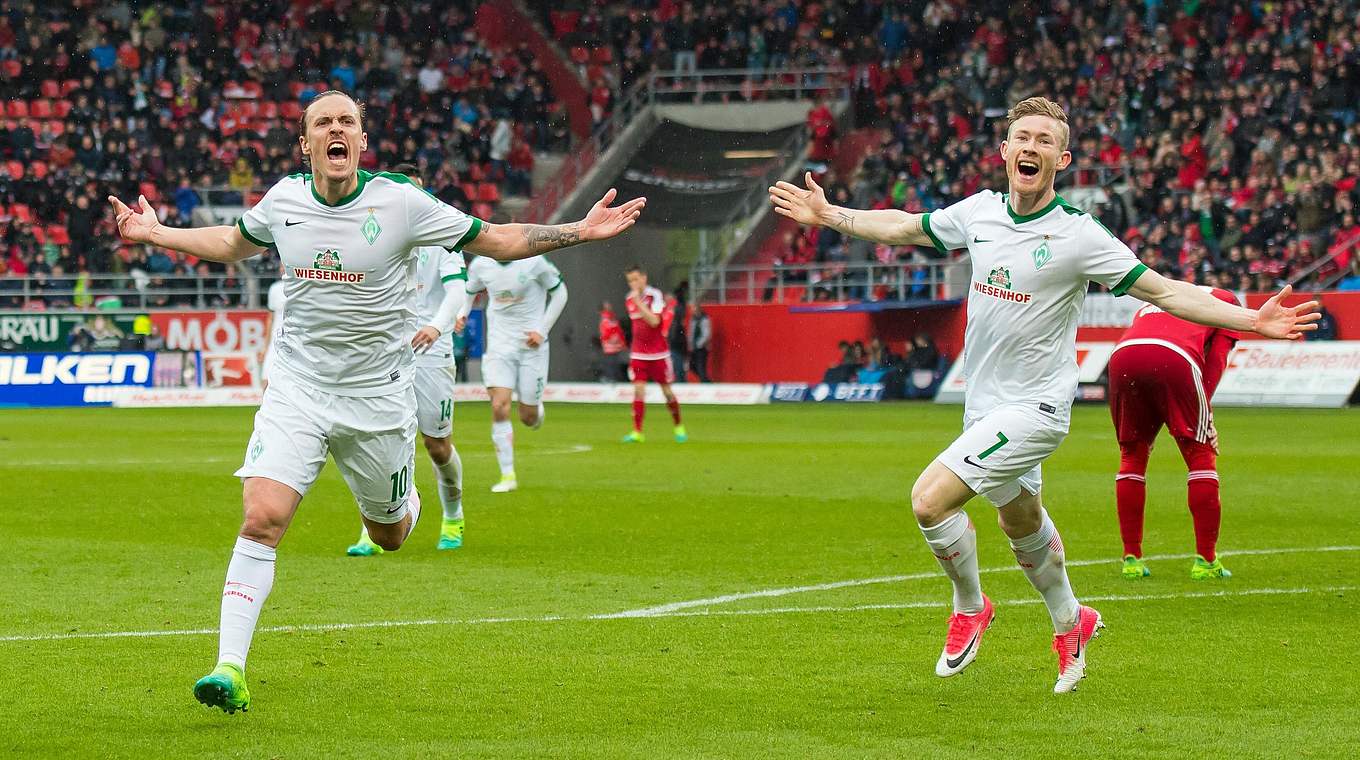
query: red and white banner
108 386 264 408
151 311 271 355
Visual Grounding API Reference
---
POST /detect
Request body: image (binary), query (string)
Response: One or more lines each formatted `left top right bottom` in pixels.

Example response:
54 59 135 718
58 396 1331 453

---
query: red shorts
1108 343 1211 444
628 356 674 384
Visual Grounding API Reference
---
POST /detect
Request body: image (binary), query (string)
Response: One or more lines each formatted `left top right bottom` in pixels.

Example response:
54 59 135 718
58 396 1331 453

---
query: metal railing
523 66 849 224
1288 233 1360 291
691 260 968 305
0 274 262 310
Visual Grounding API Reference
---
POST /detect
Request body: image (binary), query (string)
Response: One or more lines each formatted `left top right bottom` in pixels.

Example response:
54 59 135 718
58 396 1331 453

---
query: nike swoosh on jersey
285 219 306 226
972 236 992 243
945 632 980 669
963 455 985 468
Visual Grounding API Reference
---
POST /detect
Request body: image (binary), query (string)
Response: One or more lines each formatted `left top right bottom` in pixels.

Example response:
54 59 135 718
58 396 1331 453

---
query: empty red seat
288 81 307 99
258 101 279 119
46 225 69 245
591 46 613 64
2 60 20 78
570 46 590 65
6 100 28 118
29 99 51 118
5 160 22 180
39 80 60 99
476 182 500 203
242 81 263 98
11 203 31 221
472 202 495 219
61 79 80 96
47 120 64 136
139 182 160 202
29 160 47 179
52 100 71 118
461 183 478 202
549 11 579 38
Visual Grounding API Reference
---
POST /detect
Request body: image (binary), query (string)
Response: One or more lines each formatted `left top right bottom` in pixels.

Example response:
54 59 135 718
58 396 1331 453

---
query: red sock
1178 438 1221 562
666 398 682 425
632 399 645 432
1116 441 1150 557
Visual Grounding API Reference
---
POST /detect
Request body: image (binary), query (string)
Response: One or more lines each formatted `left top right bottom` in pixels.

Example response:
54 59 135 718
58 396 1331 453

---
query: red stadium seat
139 182 160 203
5 160 22 180
237 100 259 118
472 202 495 219
280 100 303 121
461 183 478 202
39 80 60 99
591 46 613 65
31 226 45 244
29 160 47 179
1 60 20 78
46 225 69 245
288 81 307 99
242 81 263 98
570 46 590 66
29 99 51 118
549 11 579 38
61 79 80 96
47 120 64 136
6 100 27 118
258 101 279 119
586 64 605 83
52 100 71 118
476 182 500 203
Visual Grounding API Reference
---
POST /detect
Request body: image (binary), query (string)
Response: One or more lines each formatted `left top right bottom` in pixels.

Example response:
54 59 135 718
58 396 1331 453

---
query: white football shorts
413 365 456 439
481 344 548 405
937 403 1069 507
235 370 418 524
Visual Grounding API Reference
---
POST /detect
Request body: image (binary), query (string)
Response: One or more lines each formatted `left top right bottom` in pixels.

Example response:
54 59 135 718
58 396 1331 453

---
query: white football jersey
237 171 481 396
923 190 1145 422
413 245 465 368
465 256 563 354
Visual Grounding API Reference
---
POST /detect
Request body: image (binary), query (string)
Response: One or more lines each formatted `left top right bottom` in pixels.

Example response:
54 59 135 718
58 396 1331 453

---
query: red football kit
625 285 675 383
1107 287 1240 564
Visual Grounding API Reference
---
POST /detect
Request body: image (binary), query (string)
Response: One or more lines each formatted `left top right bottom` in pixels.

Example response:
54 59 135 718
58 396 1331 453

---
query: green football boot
673 424 688 443
437 518 464 551
193 662 250 714
346 529 383 557
621 430 645 443
1190 556 1231 580
1121 555 1151 580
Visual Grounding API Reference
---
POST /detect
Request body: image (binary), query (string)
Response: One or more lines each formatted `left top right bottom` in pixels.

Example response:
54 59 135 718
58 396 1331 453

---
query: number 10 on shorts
389 466 409 501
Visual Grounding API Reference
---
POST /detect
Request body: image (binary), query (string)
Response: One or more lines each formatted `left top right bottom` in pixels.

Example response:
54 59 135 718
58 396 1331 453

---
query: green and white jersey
237 170 483 396
923 190 1146 423
465 256 562 354
413 245 466 368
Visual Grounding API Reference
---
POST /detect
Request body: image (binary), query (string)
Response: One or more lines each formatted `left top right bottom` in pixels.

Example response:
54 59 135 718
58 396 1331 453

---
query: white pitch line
0 584 1349 645
5 445 594 468
601 545 1360 618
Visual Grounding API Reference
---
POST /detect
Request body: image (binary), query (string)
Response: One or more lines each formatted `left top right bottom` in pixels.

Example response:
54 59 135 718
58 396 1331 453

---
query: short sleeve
1079 217 1146 296
439 248 466 283
236 183 278 247
407 184 483 251
920 193 980 253
535 257 563 291
464 260 486 293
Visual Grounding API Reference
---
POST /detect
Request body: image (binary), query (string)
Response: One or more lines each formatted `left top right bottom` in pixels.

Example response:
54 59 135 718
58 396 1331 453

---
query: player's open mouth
326 141 349 164
1017 160 1040 177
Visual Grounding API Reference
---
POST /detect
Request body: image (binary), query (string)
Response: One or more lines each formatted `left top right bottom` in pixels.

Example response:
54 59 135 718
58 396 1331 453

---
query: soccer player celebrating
1108 287 1241 580
347 164 469 556
109 90 644 713
454 251 567 493
622 265 686 443
769 96 1317 693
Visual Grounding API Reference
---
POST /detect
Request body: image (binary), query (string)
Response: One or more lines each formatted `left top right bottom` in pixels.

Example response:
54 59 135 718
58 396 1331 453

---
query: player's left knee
422 435 451 463
370 530 404 552
518 406 539 426
1175 437 1217 473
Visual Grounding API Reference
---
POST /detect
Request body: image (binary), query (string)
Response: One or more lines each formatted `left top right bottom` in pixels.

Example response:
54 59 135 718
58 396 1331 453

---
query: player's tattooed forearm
522 223 585 253
835 211 855 233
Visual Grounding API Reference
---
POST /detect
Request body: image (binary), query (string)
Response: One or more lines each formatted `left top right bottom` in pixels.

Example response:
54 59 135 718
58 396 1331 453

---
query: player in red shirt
1108 287 1240 581
622 265 686 442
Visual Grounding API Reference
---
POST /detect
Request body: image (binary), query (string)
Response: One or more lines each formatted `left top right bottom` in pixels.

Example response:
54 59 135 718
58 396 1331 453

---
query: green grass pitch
3 402 1357 758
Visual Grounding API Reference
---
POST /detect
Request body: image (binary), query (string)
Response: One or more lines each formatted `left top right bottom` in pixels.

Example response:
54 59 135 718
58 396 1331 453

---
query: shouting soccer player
347 164 469 556
454 251 567 493
769 96 1317 693
109 90 644 713
622 265 686 443
1108 287 1241 580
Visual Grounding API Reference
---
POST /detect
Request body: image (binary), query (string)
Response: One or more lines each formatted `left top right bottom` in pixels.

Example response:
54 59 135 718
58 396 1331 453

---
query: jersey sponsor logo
361 208 382 245
974 267 1032 303
293 248 366 283
1032 238 1053 269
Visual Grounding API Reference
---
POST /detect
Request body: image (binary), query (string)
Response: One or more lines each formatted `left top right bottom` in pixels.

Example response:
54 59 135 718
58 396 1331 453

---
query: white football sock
217 536 276 669
491 420 515 475
404 486 422 541
434 447 463 521
1010 508 1079 632
530 402 545 430
920 511 984 614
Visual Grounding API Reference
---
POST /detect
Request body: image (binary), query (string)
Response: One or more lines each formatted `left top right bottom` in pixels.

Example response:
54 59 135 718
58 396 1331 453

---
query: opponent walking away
110 90 644 713
455 250 568 493
348 164 469 556
769 96 1316 693
1109 287 1240 580
621 265 686 443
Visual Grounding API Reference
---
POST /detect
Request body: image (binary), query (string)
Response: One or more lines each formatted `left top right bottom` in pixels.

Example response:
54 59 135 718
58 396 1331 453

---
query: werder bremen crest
987 266 1012 290
361 207 382 245
314 249 342 270
1032 237 1053 269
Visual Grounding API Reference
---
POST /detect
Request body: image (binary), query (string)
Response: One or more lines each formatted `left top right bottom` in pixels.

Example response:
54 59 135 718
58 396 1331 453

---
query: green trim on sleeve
453 218 484 251
236 218 270 248
920 212 948 253
1110 263 1149 296
441 272 467 283
547 278 564 292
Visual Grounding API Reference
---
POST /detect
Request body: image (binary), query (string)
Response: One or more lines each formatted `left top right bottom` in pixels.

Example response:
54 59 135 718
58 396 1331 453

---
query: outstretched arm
108 195 261 263
1125 269 1320 339
769 172 932 247
466 188 646 260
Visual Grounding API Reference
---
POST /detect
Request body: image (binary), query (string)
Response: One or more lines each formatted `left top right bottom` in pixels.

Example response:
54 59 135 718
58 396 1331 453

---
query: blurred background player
622 265 686 443
598 301 628 382
456 252 567 493
348 165 468 557
1108 287 1241 580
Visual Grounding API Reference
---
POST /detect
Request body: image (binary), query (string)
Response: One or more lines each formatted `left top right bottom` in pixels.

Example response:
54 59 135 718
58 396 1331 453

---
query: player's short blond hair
1006 97 1069 149
299 90 366 133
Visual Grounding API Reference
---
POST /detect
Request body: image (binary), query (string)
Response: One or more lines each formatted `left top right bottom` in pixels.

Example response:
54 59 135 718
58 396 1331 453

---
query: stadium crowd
0 0 565 301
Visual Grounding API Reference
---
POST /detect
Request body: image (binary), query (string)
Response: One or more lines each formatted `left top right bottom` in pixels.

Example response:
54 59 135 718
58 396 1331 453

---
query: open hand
581 188 647 241
769 172 829 226
108 194 159 243
1253 285 1321 340
411 325 441 352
